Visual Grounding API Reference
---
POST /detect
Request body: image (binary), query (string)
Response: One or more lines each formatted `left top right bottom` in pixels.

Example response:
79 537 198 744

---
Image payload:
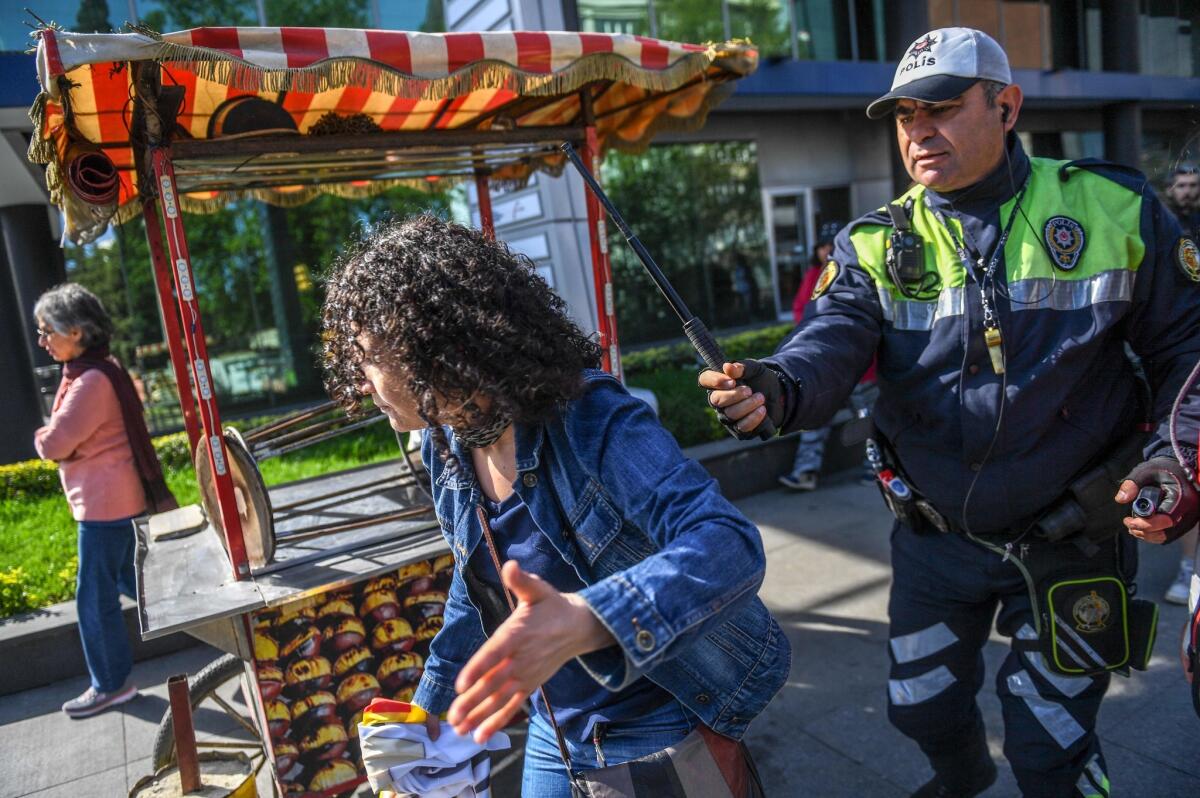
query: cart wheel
150 653 268 777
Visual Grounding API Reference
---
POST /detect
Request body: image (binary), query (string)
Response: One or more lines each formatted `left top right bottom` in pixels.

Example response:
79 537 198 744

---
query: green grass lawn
0 423 405 618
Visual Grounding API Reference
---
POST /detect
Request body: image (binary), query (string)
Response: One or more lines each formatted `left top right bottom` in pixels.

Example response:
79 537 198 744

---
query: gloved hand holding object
1116 456 1200 544
699 360 785 440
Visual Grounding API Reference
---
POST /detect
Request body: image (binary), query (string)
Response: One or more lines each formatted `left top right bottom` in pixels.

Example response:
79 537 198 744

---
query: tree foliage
601 142 772 344
74 0 113 33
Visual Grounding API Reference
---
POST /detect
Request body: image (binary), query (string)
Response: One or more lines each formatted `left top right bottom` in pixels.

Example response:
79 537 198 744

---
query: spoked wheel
150 653 269 782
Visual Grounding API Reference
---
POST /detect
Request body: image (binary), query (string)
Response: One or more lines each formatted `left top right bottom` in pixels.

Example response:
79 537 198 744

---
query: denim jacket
410 370 790 740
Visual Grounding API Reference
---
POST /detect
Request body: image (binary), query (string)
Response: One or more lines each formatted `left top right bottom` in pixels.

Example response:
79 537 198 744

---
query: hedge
2 324 795 502
622 323 793 377
624 323 794 448
1 431 194 503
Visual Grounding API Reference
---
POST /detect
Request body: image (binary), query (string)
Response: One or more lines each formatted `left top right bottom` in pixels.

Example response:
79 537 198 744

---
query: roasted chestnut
299 722 349 762
274 606 318 648
346 709 364 742
336 672 381 716
332 645 375 678
389 685 416 703
307 757 358 791
403 591 447 624
324 616 366 655
254 632 279 663
257 663 284 702
396 561 435 594
414 616 443 658
359 589 400 625
280 625 323 663
432 554 455 591
274 739 299 776
369 618 415 656
363 573 399 595
316 597 356 623
377 652 424 693
291 690 338 735
284 655 333 697
266 698 291 738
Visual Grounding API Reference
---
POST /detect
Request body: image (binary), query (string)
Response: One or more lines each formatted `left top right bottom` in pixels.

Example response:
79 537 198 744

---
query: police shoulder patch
1043 216 1086 271
1176 237 1200 282
811 260 839 300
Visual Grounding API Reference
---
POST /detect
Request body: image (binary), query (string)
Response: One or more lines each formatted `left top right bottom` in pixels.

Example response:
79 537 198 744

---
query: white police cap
866 27 1012 119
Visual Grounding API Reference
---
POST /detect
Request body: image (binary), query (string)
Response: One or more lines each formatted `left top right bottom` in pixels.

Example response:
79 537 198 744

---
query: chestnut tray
135 459 445 641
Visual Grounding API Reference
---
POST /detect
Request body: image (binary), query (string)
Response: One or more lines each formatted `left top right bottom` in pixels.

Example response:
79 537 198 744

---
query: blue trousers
522 698 696 796
887 523 1122 797
76 517 138 692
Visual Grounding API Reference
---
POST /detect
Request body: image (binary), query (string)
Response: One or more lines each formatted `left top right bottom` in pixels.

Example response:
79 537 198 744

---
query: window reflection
727 0 792 59
655 0 727 44
576 0 652 35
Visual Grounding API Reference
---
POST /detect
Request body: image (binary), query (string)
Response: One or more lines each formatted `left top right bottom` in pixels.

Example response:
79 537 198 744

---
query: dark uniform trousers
887 523 1126 797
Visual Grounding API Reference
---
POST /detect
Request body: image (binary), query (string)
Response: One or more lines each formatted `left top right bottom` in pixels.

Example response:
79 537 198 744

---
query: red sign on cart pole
142 203 202 455
148 146 251 579
581 125 622 380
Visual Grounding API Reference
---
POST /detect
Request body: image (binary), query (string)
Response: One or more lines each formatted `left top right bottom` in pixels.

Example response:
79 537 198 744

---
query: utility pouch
1009 535 1157 676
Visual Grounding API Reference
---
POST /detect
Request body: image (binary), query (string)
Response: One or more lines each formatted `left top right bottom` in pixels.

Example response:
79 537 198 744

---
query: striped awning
29 27 757 225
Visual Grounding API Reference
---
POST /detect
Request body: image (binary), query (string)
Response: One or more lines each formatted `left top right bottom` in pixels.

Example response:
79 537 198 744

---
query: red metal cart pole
149 146 251 579
579 92 621 379
475 170 496 240
142 203 201 453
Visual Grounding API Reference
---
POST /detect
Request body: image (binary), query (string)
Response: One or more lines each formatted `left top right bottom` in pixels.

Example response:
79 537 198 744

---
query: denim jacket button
635 629 655 652
695 692 711 705
522 473 538 488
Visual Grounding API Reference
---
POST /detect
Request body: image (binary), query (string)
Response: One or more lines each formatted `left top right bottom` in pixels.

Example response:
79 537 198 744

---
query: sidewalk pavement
2 476 1198 797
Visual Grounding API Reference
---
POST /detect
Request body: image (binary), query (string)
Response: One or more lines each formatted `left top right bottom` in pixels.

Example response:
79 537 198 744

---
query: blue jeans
76 517 138 692
522 698 696 796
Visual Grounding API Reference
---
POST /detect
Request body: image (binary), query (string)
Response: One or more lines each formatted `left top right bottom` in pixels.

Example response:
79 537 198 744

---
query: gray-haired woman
33 283 175 718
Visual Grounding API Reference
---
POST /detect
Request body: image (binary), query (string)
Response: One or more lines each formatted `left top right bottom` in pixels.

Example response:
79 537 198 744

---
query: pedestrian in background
1165 162 1200 241
779 240 877 491
33 283 176 718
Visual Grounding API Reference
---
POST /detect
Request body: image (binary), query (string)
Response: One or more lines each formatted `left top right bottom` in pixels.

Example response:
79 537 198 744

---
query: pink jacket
35 368 147 522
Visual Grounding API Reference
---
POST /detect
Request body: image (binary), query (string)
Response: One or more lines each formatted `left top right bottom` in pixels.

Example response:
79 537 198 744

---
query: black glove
707 359 785 441
1122 456 1200 543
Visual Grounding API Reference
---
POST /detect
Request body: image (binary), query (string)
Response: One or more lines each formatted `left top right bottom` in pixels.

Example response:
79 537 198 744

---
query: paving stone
0 698 128 797
22 764 127 798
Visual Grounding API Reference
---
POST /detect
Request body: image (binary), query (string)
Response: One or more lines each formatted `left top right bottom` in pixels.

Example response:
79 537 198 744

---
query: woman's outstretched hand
447 561 613 743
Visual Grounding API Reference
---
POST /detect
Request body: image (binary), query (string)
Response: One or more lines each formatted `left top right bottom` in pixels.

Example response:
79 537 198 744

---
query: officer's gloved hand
698 359 785 441
1116 456 1200 544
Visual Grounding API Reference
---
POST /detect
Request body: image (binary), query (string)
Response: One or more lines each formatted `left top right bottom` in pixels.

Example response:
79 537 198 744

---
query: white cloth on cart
359 721 511 798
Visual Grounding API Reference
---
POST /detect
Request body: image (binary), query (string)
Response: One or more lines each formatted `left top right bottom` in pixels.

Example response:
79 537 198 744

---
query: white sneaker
62 683 138 718
779 471 818 491
1165 567 1192 605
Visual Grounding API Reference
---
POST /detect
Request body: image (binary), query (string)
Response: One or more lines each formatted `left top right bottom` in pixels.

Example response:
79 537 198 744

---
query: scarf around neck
62 344 177 514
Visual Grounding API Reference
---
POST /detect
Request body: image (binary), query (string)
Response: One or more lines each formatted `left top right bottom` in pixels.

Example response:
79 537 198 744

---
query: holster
1032 432 1147 548
1006 532 1158 677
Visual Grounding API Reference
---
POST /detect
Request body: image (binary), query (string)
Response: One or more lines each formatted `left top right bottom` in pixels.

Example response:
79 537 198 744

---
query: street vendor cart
28 24 756 797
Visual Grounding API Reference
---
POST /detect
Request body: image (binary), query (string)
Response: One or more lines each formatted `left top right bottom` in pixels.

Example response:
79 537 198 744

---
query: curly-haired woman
323 215 789 796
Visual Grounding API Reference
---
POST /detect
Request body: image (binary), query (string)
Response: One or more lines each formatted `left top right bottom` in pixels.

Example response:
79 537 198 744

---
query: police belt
882 430 1147 547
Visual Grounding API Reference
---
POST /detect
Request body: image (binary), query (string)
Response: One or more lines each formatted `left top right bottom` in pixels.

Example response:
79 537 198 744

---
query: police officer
700 28 1200 798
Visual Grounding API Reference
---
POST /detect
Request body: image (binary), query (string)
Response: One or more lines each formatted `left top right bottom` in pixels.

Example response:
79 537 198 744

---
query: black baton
560 142 776 440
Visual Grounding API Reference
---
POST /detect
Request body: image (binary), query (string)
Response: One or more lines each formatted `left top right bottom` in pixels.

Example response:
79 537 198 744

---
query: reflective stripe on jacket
767 138 1200 534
